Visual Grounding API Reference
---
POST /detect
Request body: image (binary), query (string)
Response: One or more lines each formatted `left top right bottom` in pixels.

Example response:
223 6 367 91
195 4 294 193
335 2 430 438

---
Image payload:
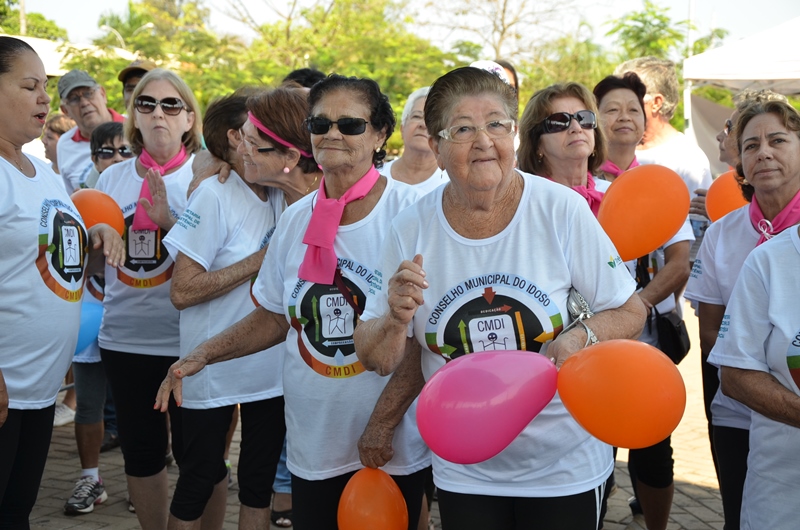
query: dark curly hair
307 74 395 168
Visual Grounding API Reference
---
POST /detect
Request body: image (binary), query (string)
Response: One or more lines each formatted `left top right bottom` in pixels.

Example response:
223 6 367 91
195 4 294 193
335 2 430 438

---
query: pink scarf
599 157 640 179
547 172 605 217
298 166 381 284
749 188 800 246
131 146 188 231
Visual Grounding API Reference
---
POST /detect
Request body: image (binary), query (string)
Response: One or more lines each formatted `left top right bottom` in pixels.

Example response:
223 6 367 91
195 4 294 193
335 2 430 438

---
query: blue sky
24 0 800 52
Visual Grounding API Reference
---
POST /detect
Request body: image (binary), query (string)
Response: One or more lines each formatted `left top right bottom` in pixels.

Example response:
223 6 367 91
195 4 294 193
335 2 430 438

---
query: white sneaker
53 403 76 427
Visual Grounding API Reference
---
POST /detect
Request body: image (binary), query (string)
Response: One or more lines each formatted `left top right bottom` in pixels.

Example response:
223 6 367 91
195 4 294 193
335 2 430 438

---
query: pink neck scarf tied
546 172 605 217
298 166 381 284
749 188 800 246
248 112 313 158
131 145 188 231
600 157 640 179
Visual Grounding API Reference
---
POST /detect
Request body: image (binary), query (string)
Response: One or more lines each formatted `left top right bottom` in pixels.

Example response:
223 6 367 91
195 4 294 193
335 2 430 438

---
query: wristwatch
578 319 599 347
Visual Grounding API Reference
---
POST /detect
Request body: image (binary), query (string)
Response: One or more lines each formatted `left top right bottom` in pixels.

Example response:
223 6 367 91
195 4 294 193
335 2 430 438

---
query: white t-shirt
636 133 713 196
56 127 92 195
0 156 88 409
624 219 694 346
95 155 194 357
361 172 638 497
685 205 759 429
381 159 450 196
163 174 286 408
708 228 800 530
255 177 430 481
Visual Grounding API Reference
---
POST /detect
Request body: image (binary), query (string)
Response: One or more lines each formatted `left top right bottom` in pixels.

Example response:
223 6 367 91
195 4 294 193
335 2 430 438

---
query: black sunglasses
94 146 134 159
134 95 187 116
305 117 367 135
724 119 733 136
539 110 597 134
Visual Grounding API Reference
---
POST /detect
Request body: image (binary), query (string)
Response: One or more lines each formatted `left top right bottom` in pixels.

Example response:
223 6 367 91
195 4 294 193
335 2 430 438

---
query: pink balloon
417 350 557 464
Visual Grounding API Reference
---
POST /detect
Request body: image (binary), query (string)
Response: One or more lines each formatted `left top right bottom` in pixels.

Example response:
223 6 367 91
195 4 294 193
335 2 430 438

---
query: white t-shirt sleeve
253 214 288 314
163 183 227 270
361 222 407 327
562 197 637 312
708 260 770 373
685 225 723 304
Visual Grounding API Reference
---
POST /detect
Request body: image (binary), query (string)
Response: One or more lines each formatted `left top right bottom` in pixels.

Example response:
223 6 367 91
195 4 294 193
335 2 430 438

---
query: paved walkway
33 303 724 529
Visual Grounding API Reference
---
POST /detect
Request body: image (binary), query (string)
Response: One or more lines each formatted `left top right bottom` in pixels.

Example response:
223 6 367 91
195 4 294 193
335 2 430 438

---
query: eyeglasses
437 119 516 143
134 95 187 116
305 117 368 135
538 110 597 134
723 119 733 136
94 146 134 159
239 129 278 154
64 87 99 106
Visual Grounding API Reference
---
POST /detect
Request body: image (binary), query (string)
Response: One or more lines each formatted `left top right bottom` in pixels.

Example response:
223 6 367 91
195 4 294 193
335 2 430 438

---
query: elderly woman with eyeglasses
156 75 431 530
353 67 646 530
95 68 201 530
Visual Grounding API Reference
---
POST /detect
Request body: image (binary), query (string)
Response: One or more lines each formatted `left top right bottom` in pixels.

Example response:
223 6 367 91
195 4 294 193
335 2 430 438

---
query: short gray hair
614 57 679 119
401 87 430 127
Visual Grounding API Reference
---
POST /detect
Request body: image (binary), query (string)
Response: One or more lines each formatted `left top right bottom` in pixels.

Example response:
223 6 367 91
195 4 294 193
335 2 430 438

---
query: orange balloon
598 164 690 261
706 170 748 222
70 189 125 236
338 468 408 530
558 339 686 449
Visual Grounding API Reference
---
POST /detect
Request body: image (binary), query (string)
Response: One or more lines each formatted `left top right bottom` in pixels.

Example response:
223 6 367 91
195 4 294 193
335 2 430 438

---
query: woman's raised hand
387 254 428 326
139 169 176 230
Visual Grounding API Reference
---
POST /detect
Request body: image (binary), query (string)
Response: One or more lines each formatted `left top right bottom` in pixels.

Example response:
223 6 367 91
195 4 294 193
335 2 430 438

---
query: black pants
291 466 429 530
713 425 749 530
628 435 674 490
702 356 722 481
170 397 286 521
101 348 180 477
437 486 603 530
0 406 55 529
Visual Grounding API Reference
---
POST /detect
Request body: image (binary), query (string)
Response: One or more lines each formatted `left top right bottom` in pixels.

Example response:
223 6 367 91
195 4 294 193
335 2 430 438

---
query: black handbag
652 306 691 365
635 256 691 365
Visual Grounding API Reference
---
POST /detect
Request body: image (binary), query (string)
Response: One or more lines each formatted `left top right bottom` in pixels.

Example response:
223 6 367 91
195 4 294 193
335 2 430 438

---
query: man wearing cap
56 70 125 194
118 59 157 110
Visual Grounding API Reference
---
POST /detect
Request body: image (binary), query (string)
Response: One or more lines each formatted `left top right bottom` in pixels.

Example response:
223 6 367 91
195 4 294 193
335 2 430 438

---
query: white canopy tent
682 16 800 175
1 34 135 77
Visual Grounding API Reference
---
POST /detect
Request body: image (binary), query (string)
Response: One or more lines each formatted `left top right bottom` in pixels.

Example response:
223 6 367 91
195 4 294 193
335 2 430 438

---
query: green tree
64 0 254 113
606 0 690 60
518 23 613 105
231 0 456 152
0 1 68 41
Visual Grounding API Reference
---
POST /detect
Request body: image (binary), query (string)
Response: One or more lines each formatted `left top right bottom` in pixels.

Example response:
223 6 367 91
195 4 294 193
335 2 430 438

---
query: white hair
401 87 430 126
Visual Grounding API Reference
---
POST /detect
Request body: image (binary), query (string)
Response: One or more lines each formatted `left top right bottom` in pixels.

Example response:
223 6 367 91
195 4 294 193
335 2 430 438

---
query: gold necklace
305 173 320 195
2 154 24 171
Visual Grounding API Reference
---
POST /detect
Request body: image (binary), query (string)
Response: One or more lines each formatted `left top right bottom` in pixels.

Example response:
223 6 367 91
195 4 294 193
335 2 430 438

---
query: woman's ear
284 148 302 171
226 128 242 149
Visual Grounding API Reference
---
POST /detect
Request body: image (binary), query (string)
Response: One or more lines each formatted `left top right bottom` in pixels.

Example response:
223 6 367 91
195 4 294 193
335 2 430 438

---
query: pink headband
247 111 313 158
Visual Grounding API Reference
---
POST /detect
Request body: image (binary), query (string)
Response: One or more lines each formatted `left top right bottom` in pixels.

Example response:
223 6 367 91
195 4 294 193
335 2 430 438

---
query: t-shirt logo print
425 273 564 360
37 200 87 303
117 210 174 289
289 276 367 379
787 327 800 390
